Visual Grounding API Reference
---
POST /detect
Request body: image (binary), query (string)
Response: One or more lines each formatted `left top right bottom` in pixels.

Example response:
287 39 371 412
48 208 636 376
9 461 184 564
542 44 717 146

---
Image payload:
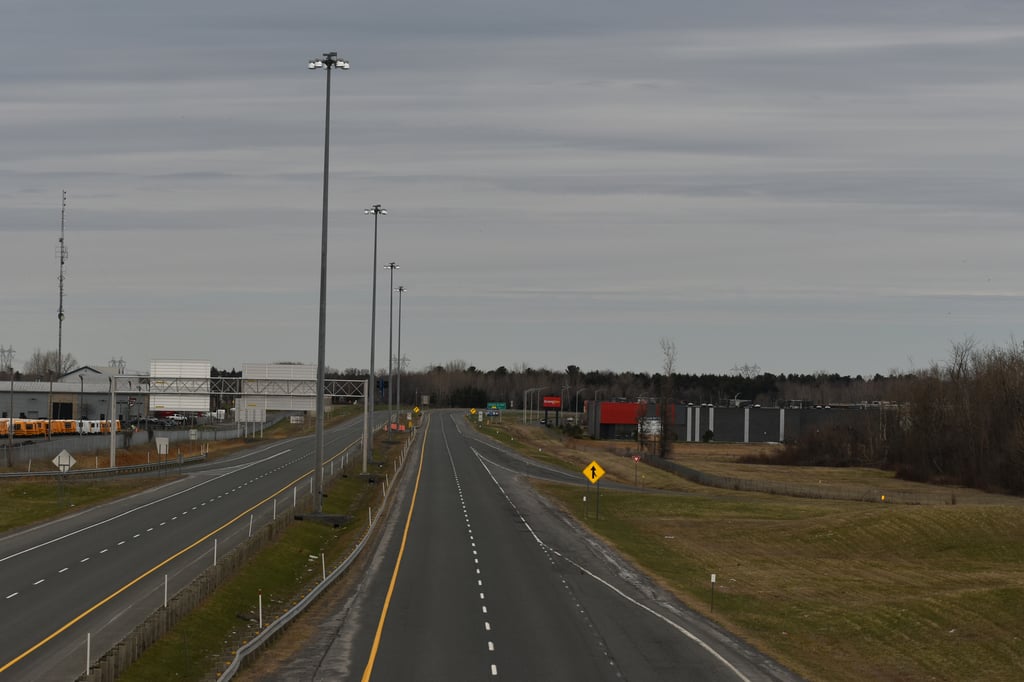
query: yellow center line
0 437 358 674
361 413 431 682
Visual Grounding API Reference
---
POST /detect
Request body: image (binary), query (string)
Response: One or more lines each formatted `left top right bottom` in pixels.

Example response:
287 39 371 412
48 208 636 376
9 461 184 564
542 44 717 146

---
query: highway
246 411 802 681
0 416 369 681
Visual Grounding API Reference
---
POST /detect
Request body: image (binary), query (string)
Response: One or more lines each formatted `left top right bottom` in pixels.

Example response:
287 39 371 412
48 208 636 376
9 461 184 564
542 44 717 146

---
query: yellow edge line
0 436 359 674
360 413 431 682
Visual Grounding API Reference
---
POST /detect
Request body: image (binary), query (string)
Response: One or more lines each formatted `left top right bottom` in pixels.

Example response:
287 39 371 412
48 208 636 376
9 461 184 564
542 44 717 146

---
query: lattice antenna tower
56 190 69 376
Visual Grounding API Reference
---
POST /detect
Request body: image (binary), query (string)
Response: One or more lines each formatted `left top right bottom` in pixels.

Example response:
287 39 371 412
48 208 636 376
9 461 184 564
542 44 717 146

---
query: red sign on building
542 396 562 409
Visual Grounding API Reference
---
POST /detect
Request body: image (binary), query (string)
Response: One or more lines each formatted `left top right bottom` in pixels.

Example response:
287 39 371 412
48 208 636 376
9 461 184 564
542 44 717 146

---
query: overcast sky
3 1 1024 378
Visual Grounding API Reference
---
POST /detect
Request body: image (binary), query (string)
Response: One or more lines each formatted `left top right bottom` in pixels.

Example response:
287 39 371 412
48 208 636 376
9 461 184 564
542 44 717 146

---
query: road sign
470 408 477 415
52 450 76 473
582 460 605 484
632 455 641 462
413 406 420 414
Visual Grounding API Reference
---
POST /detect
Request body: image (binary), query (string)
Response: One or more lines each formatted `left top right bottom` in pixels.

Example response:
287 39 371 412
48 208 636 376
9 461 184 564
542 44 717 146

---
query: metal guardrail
216 429 418 681
0 455 207 480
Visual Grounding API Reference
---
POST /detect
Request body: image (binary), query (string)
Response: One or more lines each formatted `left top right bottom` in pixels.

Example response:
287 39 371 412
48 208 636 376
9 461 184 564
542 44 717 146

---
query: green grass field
0 478 159 534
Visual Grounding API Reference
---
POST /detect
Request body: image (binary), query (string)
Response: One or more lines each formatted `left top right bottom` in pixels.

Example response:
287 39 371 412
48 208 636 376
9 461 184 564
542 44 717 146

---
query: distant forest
210 339 1024 495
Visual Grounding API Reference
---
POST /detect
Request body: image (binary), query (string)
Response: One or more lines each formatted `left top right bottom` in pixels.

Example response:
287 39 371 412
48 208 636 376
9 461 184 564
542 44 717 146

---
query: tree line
18 341 1023 494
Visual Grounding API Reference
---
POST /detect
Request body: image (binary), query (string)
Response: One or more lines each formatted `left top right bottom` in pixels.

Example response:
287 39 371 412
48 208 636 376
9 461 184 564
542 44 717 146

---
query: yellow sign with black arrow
582 460 605 484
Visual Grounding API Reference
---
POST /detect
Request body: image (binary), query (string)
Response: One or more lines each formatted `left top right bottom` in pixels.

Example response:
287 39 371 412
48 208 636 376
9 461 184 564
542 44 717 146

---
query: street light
523 387 538 424
395 285 406 429
384 261 399 438
364 203 387 470
575 387 587 417
309 50 349 513
524 386 547 424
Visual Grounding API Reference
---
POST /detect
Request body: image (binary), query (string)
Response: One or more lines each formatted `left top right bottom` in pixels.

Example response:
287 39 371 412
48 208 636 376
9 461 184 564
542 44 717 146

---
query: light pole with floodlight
384 261 399 437
364 204 386 469
395 285 406 428
308 50 349 512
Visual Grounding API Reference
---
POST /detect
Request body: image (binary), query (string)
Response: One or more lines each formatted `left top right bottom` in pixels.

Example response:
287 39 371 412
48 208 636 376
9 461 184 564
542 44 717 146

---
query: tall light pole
384 261 399 437
2 346 13 464
364 204 387 470
309 50 349 512
395 285 406 430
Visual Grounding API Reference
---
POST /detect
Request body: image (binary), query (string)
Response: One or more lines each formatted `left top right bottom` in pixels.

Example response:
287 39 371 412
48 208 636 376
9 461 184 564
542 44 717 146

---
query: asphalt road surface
0 417 370 681
243 411 802 681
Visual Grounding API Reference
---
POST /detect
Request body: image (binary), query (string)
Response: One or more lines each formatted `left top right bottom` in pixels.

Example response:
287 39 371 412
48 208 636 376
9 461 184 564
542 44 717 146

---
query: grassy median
117 431 405 682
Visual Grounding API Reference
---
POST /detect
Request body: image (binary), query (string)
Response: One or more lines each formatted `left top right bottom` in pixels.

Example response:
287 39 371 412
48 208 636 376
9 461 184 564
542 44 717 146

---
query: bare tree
23 349 76 379
731 362 761 379
658 339 677 457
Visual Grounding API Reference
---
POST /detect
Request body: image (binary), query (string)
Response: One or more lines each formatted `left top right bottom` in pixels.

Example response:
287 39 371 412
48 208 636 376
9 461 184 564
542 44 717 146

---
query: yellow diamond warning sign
582 460 605 484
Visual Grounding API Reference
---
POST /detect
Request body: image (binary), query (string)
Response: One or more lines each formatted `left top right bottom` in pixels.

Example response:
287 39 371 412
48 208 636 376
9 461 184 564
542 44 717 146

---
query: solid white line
473 448 753 682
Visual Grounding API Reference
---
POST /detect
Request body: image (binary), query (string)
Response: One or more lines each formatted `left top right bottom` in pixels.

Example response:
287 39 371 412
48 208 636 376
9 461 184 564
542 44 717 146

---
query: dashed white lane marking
442 418 499 677
80 557 90 563
471 446 752 682
6 593 18 599
58 567 68 573
33 579 44 586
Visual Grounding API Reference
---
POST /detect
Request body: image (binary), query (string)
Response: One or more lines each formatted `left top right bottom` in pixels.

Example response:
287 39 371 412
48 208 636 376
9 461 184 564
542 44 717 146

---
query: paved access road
250 411 803 681
0 417 369 681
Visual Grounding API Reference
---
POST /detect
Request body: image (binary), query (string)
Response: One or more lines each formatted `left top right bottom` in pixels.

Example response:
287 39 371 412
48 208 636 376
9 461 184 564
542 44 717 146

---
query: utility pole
48 191 69 436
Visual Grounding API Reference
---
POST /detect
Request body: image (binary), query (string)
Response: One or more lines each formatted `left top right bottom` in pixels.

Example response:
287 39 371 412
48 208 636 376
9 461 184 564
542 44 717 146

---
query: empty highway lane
251 411 800 681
